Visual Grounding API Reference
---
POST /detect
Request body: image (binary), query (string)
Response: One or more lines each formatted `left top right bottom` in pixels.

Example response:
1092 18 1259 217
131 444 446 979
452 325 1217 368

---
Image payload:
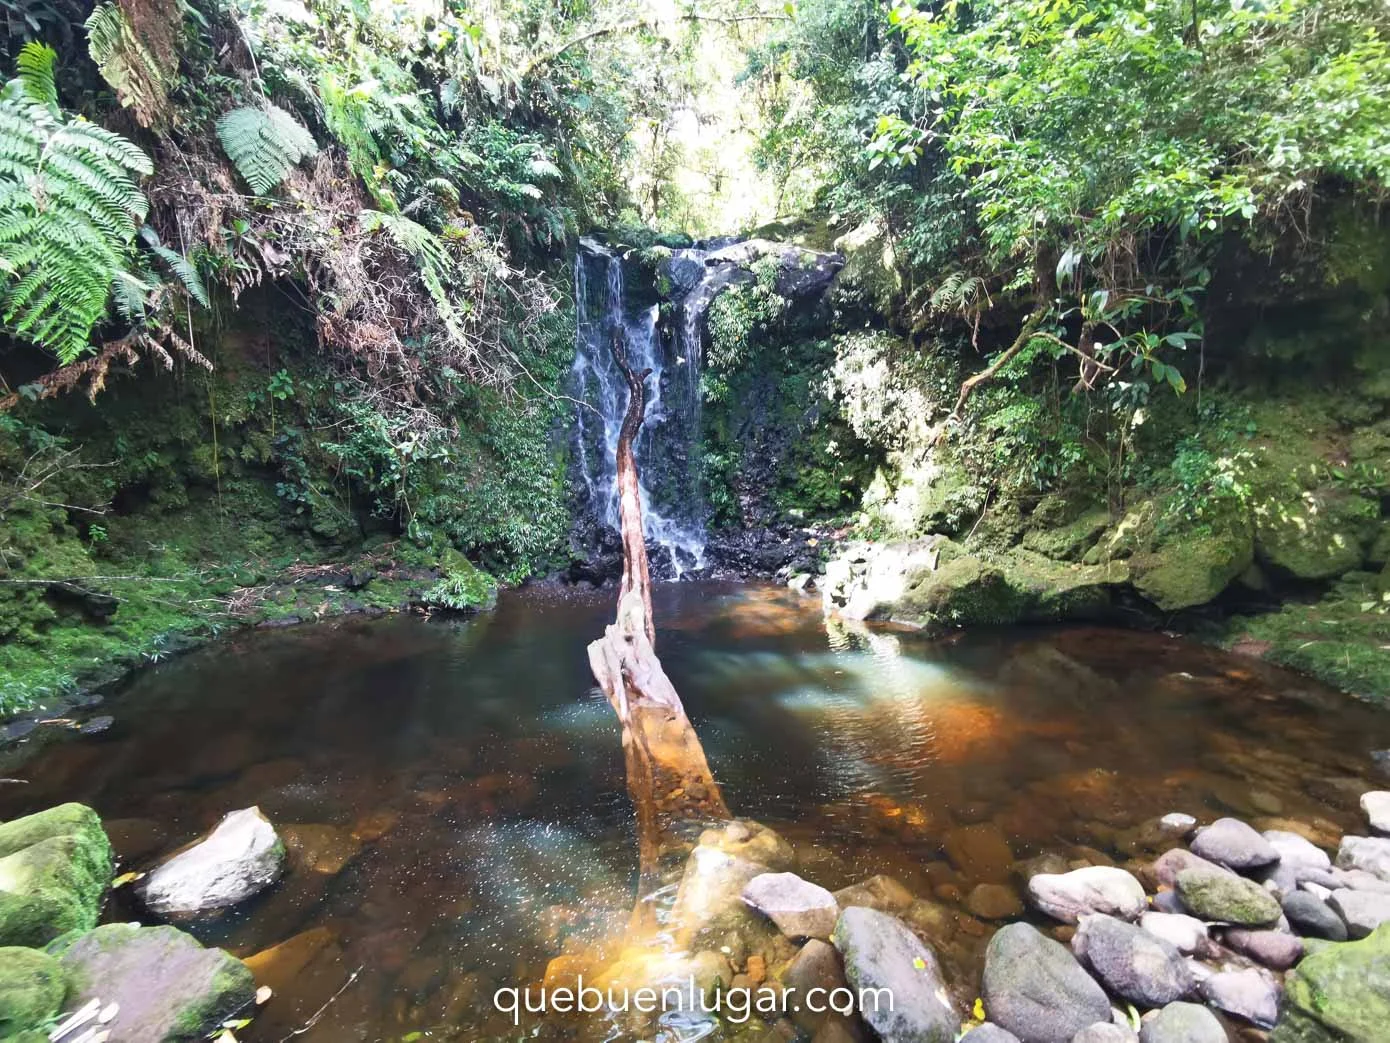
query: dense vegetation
2 0 1388 708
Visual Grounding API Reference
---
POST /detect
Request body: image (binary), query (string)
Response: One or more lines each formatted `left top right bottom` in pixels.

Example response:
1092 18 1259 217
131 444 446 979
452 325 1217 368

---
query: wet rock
1272 922 1390 1043
1328 888 1390 939
138 807 285 918
1308 776 1374 811
1150 890 1185 915
1264 829 1333 877
1360 791 1390 835
945 822 1016 884
779 939 849 1036
831 907 956 1043
0 946 67 1037
982 922 1111 1043
0 802 113 946
1332 866 1390 893
244 926 336 992
969 883 1024 920
1336 836 1390 882
1150 848 1224 889
54 923 254 1043
833 874 915 914
1282 891 1348 941
1189 817 1279 870
743 873 839 940
1139 912 1212 956
1072 914 1193 1008
1200 966 1280 1028
1158 814 1197 837
1027 866 1147 924
1137 1002 1226 1043
1222 927 1303 970
673 845 771 940
962 1026 1022 1043
1072 1026 1137 1043
699 820 796 872
280 823 363 875
1175 866 1281 926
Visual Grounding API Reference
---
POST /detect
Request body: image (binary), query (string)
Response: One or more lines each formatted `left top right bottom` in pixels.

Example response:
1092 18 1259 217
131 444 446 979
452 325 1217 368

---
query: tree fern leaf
216 104 318 195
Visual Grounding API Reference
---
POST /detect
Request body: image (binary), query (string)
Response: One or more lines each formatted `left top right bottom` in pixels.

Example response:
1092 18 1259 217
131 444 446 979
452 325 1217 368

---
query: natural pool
2 582 1388 1041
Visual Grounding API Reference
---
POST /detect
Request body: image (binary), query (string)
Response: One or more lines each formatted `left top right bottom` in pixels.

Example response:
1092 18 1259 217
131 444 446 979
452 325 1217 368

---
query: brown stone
281 823 363 875
966 883 1024 920
943 823 1015 884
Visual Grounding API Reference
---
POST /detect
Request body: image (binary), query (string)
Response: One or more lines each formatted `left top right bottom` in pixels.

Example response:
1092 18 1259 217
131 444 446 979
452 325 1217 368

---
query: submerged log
587 330 729 907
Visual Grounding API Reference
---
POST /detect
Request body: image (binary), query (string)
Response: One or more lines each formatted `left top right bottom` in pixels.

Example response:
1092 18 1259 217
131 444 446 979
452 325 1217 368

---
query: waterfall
570 240 707 577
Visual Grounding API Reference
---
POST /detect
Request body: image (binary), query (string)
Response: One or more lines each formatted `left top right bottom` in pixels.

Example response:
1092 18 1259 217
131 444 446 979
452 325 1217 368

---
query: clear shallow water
3 582 1389 1041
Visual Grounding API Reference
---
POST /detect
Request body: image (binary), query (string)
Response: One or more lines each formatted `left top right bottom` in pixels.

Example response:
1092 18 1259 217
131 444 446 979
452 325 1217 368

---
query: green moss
1130 518 1254 612
1021 508 1110 561
0 804 113 947
0 946 67 1036
1272 924 1390 1043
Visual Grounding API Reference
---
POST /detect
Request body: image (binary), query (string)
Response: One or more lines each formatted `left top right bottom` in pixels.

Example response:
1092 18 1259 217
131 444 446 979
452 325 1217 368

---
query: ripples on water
2 582 1388 1041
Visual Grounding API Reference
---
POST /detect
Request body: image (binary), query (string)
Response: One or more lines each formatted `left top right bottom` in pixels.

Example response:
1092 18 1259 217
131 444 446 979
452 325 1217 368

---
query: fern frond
15 43 58 110
216 103 318 195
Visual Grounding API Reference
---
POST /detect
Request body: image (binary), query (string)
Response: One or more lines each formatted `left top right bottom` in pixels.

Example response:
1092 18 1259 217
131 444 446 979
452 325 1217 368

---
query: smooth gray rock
780 939 851 1036
1199 967 1280 1028
1027 866 1147 924
1283 890 1349 941
1264 829 1333 877
743 872 839 940
1222 927 1303 969
1254 858 1300 898
1137 1002 1226 1043
1189 817 1279 870
1072 1026 1137 1043
1138 912 1211 956
982 922 1112 1043
830 906 957 1042
137 807 284 918
1072 914 1193 1007
1329 888 1390 939
1337 836 1390 882
1174 866 1281 926
55 923 255 1043
963 1026 1023 1043
1333 866 1390 893
1149 890 1185 915
1362 791 1390 834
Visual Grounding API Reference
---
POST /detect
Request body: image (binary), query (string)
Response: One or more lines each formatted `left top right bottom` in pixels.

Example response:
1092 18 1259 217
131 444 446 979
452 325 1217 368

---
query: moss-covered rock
1175 866 1281 926
1270 923 1390 1042
1253 486 1379 580
0 804 113 947
1021 508 1110 562
56 923 255 1042
0 946 67 1036
1131 521 1254 611
895 552 1024 626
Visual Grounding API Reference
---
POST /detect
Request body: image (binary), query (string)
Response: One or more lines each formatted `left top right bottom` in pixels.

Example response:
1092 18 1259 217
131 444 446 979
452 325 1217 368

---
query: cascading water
570 239 708 577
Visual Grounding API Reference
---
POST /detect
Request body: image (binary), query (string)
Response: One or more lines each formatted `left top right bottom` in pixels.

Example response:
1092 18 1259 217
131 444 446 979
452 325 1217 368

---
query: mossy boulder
1131 522 1254 611
1021 508 1111 562
1175 866 1281 926
998 549 1123 621
894 552 1026 626
1270 923 1390 1042
55 923 255 1042
0 946 67 1036
0 803 113 946
1253 487 1379 580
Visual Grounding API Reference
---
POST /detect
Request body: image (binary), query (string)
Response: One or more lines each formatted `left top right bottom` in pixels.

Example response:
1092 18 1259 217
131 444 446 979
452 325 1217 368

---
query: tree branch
938 303 1048 440
521 13 789 78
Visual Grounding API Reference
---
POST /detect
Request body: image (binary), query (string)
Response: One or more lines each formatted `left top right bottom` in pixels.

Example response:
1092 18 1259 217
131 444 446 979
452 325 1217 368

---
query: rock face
1175 866 1282 925
55 923 255 1043
1272 923 1390 1043
1337 836 1390 881
1328 888 1390 939
1200 966 1280 1028
830 907 957 1043
742 872 839 940
1138 1001 1227 1043
138 807 285 918
1190 817 1280 870
1027 866 1147 923
981 922 1111 1043
0 802 113 946
0 946 67 1037
1072 914 1193 1007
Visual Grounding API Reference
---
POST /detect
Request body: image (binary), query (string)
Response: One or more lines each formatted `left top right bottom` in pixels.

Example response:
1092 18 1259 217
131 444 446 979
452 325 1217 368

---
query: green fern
216 103 317 195
139 226 208 307
0 42 154 363
86 0 184 128
359 209 466 347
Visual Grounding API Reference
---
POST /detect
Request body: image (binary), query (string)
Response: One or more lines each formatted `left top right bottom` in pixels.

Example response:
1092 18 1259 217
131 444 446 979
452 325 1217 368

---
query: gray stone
1138 912 1211 956
1028 867 1147 924
138 807 283 918
1222 927 1303 969
1158 814 1196 837
1329 888 1390 939
982 922 1112 1043
830 906 956 1043
1265 829 1333 877
1072 914 1193 1008
1189 817 1279 870
1282 891 1348 941
1137 1002 1226 1043
1149 890 1185 915
1333 866 1390 893
1072 1026 1137 1043
1361 791 1390 835
963 1027 1023 1043
1336 835 1390 882
1199 967 1280 1028
1174 866 1282 926
55 923 255 1043
780 939 850 1036
743 872 839 940
672 845 770 940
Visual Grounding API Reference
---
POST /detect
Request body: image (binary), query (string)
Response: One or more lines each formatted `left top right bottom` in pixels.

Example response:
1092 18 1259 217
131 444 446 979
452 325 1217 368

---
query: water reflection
0 583 1386 1040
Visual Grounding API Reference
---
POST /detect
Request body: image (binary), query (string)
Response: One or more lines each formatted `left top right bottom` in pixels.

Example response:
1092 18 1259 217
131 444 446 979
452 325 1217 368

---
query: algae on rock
0 803 113 947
